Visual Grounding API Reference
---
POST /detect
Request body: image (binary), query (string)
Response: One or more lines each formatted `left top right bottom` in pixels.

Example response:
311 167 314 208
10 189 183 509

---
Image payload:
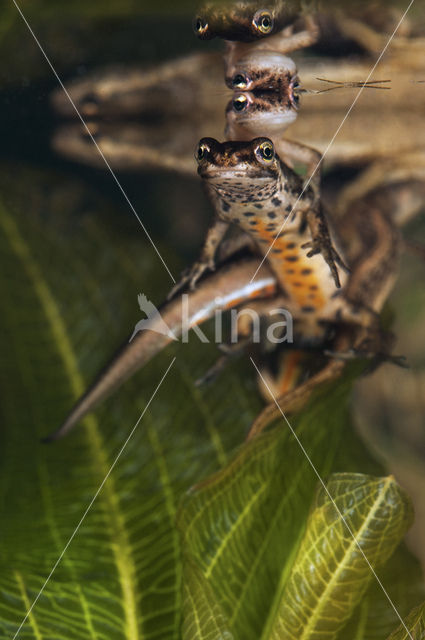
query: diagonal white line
11 0 176 284
251 0 416 283
250 357 414 640
12 357 176 640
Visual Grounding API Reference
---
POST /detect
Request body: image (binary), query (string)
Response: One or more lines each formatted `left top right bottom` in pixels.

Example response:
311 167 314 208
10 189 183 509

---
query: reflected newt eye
253 10 274 35
232 73 248 90
196 141 211 162
194 15 209 37
255 140 275 163
81 92 99 116
232 94 249 112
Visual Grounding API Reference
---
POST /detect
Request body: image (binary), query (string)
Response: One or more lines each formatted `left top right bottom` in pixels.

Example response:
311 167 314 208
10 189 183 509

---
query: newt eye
196 141 211 162
255 140 275 163
232 73 248 90
253 10 274 35
232 94 249 112
194 15 209 37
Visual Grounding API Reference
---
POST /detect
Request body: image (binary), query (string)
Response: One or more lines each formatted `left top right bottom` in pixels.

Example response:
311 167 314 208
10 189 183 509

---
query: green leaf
182 561 233 640
268 474 413 640
340 544 425 640
178 377 354 640
179 426 417 640
387 602 425 639
0 165 256 639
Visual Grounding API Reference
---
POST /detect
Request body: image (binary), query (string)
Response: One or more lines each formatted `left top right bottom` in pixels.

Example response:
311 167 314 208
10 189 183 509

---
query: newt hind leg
256 350 305 401
247 357 346 441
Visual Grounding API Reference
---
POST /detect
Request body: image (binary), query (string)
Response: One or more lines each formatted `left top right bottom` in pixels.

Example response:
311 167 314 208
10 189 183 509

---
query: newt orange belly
249 220 336 315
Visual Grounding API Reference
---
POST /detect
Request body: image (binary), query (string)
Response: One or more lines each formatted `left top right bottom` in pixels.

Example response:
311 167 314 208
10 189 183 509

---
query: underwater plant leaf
268 473 413 640
179 427 417 640
0 165 259 639
339 542 425 640
387 602 425 639
182 560 233 640
178 373 356 640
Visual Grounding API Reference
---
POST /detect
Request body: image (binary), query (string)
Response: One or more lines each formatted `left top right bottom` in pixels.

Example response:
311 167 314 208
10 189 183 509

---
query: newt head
193 1 296 42
196 138 279 184
196 137 281 201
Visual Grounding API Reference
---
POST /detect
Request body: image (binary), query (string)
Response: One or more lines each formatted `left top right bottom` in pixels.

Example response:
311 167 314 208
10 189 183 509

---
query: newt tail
44 258 276 442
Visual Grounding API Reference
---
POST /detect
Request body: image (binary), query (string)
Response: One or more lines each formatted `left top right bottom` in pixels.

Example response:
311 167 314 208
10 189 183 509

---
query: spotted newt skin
248 177 421 439
248 220 329 314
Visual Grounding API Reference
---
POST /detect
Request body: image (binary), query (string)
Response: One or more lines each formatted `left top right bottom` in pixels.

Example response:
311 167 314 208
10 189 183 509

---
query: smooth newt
47 163 424 442
170 137 346 318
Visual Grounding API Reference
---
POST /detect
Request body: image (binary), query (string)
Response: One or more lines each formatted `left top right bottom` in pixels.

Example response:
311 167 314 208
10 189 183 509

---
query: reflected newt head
225 50 299 94
226 89 298 140
193 1 296 42
195 137 281 203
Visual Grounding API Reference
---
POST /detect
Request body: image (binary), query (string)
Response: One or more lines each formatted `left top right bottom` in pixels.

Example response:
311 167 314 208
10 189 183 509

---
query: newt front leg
301 203 349 289
167 218 229 300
